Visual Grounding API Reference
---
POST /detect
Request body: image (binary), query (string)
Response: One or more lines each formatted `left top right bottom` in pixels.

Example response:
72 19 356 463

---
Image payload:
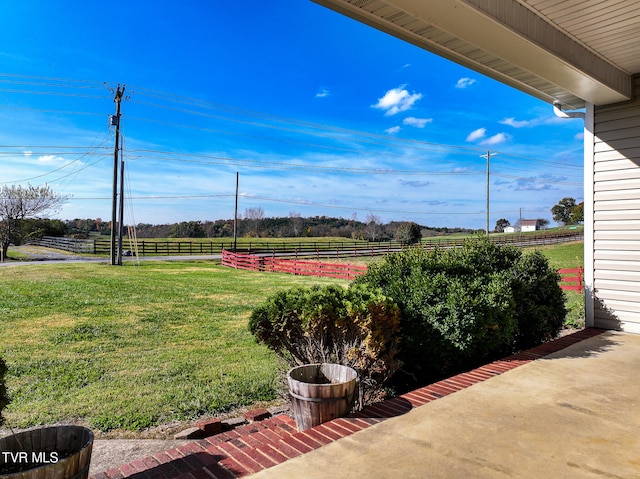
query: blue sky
0 1 584 230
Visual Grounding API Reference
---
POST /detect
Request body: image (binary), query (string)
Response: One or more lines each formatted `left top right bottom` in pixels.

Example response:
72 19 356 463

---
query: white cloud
455 77 476 89
481 133 509 146
37 155 65 163
399 179 430 187
466 127 486 142
499 117 531 128
403 117 433 128
372 86 422 116
453 167 469 173
515 178 554 191
385 126 401 135
315 87 330 98
23 150 32 156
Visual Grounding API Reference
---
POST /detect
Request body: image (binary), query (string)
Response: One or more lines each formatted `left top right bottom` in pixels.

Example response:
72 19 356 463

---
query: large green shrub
508 251 567 349
353 239 566 383
0 357 9 426
249 284 402 405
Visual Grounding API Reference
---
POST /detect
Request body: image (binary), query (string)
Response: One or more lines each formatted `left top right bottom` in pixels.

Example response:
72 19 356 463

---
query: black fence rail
230 231 584 256
28 236 95 254
29 231 583 257
93 240 227 256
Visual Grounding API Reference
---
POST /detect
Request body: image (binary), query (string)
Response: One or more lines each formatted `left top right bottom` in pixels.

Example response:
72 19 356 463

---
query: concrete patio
248 329 640 478
91 328 640 479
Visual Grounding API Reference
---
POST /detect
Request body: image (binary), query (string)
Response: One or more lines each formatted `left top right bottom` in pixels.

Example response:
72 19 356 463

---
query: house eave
313 0 634 108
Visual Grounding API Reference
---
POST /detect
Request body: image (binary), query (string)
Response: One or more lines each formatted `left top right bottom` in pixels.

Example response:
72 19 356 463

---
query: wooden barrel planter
0 425 93 479
287 363 357 431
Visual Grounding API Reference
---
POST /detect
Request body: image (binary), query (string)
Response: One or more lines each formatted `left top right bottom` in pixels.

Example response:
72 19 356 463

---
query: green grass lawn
0 261 346 432
0 241 585 433
526 241 585 329
526 240 583 270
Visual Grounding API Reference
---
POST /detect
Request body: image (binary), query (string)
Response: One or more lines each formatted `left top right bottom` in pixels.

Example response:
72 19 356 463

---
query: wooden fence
223 250 584 292
27 236 96 254
30 230 584 257
221 250 367 280
558 267 584 293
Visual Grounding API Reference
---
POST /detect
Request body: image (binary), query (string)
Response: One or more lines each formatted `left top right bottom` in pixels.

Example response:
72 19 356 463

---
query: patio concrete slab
248 331 640 478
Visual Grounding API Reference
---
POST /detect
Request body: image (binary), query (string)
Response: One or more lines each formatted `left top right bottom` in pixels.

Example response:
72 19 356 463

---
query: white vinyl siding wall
592 75 640 332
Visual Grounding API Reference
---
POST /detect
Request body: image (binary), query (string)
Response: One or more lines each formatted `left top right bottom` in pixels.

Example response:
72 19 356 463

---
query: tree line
63 211 475 242
3 184 580 260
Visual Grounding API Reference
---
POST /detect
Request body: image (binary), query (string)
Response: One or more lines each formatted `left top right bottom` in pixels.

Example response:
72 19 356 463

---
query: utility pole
481 151 497 236
519 207 523 238
117 160 125 265
233 172 239 252
110 84 125 265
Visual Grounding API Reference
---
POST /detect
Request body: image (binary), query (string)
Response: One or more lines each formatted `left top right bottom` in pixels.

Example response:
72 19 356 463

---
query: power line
0 88 107 99
126 114 584 173
0 144 581 185
0 73 107 87
0 135 112 185
129 97 583 170
58 192 560 218
121 149 582 185
129 85 583 170
0 106 106 116
0 75 583 172
0 76 584 225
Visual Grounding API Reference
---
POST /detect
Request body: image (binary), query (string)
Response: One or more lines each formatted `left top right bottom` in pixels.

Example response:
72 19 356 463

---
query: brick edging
92 328 605 479
392 328 604 409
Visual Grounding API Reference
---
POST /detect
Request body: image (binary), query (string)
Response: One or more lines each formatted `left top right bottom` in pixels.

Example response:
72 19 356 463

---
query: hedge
249 284 402 405
353 239 566 382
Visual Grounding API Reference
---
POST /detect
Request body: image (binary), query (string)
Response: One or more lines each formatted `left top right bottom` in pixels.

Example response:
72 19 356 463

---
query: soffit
313 0 638 108
524 0 640 75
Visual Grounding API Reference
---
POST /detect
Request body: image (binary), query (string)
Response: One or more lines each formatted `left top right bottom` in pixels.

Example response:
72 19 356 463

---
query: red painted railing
223 250 584 291
558 267 584 293
221 250 368 280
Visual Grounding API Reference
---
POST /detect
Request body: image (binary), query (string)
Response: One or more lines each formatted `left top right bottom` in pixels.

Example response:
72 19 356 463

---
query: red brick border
91 328 605 479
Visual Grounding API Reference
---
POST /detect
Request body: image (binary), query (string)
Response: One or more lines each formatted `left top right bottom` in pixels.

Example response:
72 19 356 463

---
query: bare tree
0 184 66 261
289 211 303 236
243 206 265 237
364 213 382 241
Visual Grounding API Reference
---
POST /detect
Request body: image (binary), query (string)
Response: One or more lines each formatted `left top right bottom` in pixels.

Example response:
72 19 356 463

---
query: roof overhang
313 0 634 109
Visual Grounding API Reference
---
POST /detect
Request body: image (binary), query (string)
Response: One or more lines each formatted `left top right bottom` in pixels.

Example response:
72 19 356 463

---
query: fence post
579 267 584 291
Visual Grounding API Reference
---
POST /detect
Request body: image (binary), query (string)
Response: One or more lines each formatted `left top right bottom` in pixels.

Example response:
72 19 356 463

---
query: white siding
592 75 640 331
